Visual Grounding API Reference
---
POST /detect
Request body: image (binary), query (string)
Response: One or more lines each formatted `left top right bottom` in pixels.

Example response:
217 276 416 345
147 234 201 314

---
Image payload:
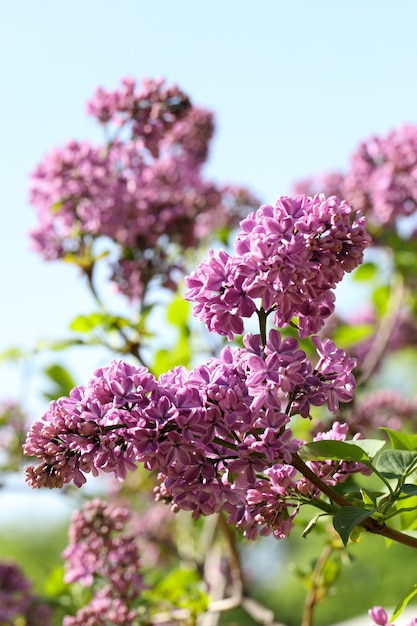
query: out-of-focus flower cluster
0 400 30 472
185 194 370 339
293 123 417 236
0 560 52 625
62 498 143 625
29 76 257 301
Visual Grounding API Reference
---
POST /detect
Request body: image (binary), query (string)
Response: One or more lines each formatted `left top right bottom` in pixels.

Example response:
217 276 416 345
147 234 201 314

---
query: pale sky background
2 0 417 518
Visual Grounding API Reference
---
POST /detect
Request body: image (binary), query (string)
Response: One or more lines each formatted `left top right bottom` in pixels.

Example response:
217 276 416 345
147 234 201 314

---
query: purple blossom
29 77 258 301
63 499 144 602
185 194 370 339
368 607 393 626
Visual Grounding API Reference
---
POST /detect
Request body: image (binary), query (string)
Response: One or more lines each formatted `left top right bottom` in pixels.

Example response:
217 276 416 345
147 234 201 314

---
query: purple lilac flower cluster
293 123 417 234
24 193 370 540
0 561 52 625
63 498 143 626
185 194 370 339
29 77 257 300
24 331 359 540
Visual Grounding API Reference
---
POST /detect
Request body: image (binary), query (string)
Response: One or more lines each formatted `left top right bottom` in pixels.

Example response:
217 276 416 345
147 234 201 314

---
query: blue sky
2 0 417 413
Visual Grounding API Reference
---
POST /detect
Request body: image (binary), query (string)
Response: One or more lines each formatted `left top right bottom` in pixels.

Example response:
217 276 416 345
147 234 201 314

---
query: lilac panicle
185 194 370 339
24 322 358 540
29 76 258 301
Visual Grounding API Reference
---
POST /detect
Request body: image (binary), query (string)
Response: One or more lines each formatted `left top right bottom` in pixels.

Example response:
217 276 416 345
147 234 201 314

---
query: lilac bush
7 80 417 624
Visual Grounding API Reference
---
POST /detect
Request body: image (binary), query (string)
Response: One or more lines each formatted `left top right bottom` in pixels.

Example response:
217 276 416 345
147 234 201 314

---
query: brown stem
301 544 333 626
357 273 404 387
291 453 417 550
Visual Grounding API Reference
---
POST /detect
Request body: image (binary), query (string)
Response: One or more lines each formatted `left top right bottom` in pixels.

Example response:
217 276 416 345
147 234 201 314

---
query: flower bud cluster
29 76 257 300
185 194 370 338
63 499 144 608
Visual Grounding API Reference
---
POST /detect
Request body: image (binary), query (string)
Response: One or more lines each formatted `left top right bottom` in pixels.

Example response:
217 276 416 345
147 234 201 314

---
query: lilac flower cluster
342 389 417 438
24 328 358 540
293 123 417 234
63 499 143 626
29 77 256 301
344 124 417 228
185 194 370 338
0 561 52 625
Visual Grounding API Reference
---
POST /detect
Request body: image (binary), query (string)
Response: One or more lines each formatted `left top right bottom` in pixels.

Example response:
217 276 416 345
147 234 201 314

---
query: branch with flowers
5 76 417 625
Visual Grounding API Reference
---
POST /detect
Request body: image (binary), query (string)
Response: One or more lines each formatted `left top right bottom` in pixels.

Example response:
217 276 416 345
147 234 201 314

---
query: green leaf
401 484 417 496
0 346 26 362
360 488 384 507
166 296 190 328
333 506 374 546
69 312 107 333
43 364 77 401
381 428 417 451
332 324 374 349
299 440 370 463
153 336 191 376
372 284 391 317
375 450 417 478
391 583 417 622
349 439 386 459
302 513 328 539
147 567 209 614
353 262 378 282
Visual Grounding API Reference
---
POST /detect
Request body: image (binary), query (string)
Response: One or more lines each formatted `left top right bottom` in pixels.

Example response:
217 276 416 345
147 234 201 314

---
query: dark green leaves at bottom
333 507 374 546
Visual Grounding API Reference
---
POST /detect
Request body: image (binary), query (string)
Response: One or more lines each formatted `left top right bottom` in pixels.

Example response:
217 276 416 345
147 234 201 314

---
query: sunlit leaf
69 312 107 333
372 284 391 317
0 346 25 362
299 440 370 463
353 262 378 282
166 296 190 328
391 583 417 622
332 324 374 349
381 428 417 451
43 363 77 400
